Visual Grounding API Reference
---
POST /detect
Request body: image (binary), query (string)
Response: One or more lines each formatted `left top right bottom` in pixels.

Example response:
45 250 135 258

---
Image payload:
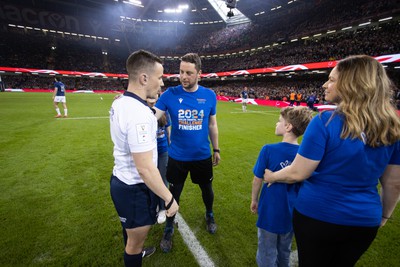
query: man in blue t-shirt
154 53 221 253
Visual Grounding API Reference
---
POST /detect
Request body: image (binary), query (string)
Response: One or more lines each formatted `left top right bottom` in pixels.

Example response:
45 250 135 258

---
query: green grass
0 92 399 266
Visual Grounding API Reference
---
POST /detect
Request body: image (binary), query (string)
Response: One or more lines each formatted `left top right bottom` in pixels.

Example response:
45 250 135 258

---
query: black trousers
293 209 379 267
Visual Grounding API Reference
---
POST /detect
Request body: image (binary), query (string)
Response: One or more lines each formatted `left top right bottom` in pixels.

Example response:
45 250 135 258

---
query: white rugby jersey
110 91 158 185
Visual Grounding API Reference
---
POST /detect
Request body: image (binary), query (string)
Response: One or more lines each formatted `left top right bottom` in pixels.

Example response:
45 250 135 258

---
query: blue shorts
110 175 157 229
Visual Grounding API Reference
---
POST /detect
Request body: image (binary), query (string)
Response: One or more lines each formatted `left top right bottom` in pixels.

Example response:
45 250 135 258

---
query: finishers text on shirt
156 85 217 161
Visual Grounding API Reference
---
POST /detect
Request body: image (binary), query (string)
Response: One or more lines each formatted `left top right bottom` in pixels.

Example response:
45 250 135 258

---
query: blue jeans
158 151 169 210
256 228 293 267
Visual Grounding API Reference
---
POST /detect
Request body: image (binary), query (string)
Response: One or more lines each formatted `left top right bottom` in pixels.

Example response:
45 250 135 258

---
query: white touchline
176 212 299 266
60 116 109 120
175 213 215 267
291 249 299 266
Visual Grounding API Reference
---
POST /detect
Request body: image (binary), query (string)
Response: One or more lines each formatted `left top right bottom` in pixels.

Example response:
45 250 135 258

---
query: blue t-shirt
156 85 217 161
253 142 301 234
157 111 171 154
241 90 248 99
296 111 400 227
54 81 66 96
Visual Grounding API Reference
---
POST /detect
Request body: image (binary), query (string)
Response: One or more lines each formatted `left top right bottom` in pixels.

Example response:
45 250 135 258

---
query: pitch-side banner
0 54 399 79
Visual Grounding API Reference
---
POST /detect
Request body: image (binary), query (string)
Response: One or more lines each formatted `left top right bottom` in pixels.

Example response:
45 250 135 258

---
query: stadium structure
0 0 399 105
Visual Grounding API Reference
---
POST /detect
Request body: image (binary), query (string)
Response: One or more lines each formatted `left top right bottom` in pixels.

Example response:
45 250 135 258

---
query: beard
181 79 197 91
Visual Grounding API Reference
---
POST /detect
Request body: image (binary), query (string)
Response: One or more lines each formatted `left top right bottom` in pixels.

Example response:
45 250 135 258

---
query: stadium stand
0 0 398 107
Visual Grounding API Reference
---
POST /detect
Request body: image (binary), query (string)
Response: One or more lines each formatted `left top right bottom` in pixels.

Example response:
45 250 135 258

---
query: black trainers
160 230 173 253
206 214 217 234
142 246 156 258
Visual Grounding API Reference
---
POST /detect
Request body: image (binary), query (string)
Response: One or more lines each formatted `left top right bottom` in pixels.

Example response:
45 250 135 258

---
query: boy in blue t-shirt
251 106 313 267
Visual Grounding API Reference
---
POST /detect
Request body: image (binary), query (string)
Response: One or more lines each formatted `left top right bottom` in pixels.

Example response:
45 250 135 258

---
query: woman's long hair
335 55 400 147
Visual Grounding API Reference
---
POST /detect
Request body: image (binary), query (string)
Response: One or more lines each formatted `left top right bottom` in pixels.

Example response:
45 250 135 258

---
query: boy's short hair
280 106 313 137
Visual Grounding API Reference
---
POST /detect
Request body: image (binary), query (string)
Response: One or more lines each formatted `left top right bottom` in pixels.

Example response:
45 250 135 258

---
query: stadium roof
8 0 303 26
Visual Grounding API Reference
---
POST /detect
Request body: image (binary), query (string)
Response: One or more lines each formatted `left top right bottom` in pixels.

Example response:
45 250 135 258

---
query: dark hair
181 53 202 72
126 50 162 81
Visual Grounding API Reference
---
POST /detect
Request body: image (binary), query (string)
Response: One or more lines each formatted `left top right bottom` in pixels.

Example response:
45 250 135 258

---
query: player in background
251 106 313 267
241 86 249 112
154 53 221 253
53 77 68 118
306 92 316 111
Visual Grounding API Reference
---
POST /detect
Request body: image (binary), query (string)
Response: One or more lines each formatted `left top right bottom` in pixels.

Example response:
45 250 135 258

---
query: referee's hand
166 198 179 217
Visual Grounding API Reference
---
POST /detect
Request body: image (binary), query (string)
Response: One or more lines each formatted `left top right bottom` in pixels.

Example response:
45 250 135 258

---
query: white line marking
58 116 109 120
290 250 299 266
230 110 277 115
175 213 215 267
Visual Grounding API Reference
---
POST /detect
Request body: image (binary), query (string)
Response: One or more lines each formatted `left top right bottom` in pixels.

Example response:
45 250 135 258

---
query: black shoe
160 230 173 253
206 214 217 234
142 247 156 258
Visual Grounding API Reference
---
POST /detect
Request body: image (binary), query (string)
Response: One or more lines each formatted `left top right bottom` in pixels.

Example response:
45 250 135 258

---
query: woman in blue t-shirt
264 55 400 267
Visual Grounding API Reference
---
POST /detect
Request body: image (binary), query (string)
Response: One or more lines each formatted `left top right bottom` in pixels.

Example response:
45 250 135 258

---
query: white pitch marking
58 116 109 120
175 213 215 267
290 249 299 266
230 110 278 115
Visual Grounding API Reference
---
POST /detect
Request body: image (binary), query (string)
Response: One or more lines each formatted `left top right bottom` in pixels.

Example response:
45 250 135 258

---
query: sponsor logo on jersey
197 98 206 104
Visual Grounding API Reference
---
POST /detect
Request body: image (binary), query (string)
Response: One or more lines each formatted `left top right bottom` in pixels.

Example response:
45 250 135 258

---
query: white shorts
242 98 248 104
54 96 66 103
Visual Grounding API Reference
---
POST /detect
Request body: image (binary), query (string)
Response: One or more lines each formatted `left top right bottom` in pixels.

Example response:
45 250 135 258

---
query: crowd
0 0 399 108
2 19 398 76
0 0 398 74
6 73 398 110
2 74 126 91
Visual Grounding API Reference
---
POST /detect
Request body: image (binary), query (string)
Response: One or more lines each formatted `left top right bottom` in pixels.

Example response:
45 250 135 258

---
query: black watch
213 149 220 153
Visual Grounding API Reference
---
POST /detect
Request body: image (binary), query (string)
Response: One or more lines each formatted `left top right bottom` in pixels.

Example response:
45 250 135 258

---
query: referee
109 50 179 267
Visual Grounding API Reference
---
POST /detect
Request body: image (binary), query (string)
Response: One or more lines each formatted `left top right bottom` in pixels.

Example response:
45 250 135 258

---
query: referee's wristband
213 149 220 153
165 196 174 210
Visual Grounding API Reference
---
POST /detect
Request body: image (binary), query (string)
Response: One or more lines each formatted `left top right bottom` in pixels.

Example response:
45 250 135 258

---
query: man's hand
213 152 221 166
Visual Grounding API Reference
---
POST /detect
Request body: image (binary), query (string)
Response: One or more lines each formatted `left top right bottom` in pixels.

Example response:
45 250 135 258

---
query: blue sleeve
210 90 217 116
298 113 328 161
155 89 169 111
253 146 269 179
166 111 171 127
389 141 400 164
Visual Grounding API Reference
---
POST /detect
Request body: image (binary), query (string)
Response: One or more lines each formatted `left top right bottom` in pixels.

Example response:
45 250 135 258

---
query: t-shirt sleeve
166 111 171 127
155 90 168 111
298 114 328 161
253 146 269 179
126 110 155 153
210 90 217 116
389 141 400 165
